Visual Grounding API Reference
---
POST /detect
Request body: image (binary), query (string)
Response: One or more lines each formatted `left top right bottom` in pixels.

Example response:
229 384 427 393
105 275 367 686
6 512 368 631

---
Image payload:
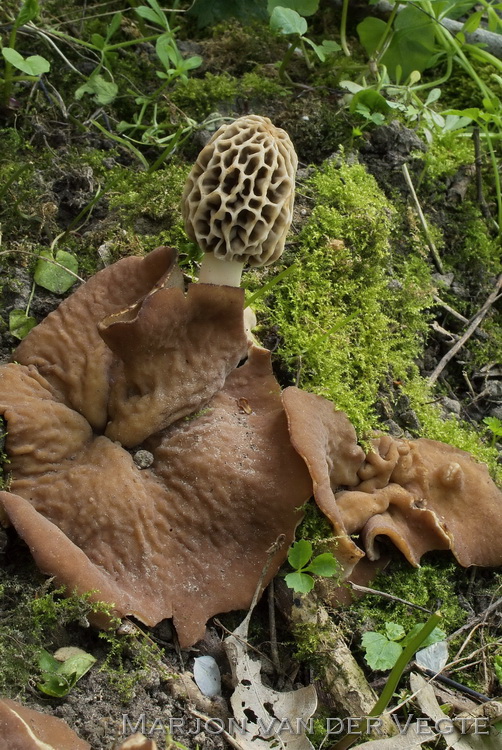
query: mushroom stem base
198 254 244 287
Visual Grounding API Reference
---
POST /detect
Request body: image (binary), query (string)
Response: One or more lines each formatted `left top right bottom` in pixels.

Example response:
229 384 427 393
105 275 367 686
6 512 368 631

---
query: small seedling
362 620 445 671
483 416 502 447
1 0 51 108
284 539 339 593
269 5 340 79
37 647 96 698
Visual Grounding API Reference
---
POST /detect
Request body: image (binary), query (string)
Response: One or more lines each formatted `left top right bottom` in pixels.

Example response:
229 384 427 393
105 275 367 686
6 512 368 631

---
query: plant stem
373 0 401 68
481 123 502 231
278 38 300 81
340 0 350 57
329 612 442 750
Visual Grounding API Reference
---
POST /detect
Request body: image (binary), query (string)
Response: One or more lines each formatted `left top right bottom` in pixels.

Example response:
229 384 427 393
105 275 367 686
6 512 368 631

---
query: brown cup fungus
1 115 502 658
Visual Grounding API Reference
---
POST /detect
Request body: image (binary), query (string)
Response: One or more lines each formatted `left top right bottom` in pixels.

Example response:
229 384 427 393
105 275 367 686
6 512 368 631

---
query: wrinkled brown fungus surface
0 249 313 647
0 698 91 750
335 435 502 569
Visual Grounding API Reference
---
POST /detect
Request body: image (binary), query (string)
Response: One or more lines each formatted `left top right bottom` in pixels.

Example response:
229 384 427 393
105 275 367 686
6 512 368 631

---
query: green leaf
463 10 483 34
385 622 405 641
483 417 502 437
183 56 203 71
107 12 123 40
287 539 312 570
34 250 79 294
38 649 60 674
349 89 391 115
362 632 403 671
284 571 314 593
267 0 319 17
37 648 96 698
2 48 50 76
425 87 441 106
188 0 268 28
270 7 308 35
91 33 106 50
15 0 40 28
135 3 168 29
401 624 446 650
9 309 37 340
357 16 387 57
305 553 339 577
75 74 118 105
358 7 438 82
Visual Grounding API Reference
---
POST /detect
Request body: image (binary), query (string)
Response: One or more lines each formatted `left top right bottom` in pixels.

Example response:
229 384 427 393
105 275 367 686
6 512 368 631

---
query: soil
0 3 501 750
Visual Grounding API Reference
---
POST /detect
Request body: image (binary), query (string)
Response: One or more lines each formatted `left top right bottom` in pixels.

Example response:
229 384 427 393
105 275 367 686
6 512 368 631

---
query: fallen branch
428 274 502 384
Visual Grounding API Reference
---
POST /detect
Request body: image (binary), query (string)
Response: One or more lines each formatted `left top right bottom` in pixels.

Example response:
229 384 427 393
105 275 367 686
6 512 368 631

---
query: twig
414 665 491 702
188 708 245 750
433 295 469 325
268 580 280 672
473 126 493 224
448 596 502 641
428 274 502 385
348 582 432 613
402 163 444 274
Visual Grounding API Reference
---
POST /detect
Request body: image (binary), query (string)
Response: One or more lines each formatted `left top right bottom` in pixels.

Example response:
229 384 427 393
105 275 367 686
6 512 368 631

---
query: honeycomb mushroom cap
182 115 297 268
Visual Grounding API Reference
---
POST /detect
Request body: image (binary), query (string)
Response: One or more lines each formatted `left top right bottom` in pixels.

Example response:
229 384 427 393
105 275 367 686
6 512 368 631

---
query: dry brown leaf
224 612 317 749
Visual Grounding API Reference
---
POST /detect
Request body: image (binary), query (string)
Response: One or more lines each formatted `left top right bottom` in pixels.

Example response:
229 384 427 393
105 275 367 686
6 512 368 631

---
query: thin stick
448 596 502 641
402 163 445 274
473 126 493 225
188 708 245 750
348 582 432 613
268 580 281 672
433 295 469 324
428 274 502 385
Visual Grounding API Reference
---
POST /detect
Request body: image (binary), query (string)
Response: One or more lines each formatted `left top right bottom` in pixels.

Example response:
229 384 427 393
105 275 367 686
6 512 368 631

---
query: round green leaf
267 0 319 17
284 571 314 594
34 250 79 294
385 622 405 641
287 539 312 569
270 7 308 36
362 632 403 671
305 552 339 577
9 309 37 340
2 49 50 76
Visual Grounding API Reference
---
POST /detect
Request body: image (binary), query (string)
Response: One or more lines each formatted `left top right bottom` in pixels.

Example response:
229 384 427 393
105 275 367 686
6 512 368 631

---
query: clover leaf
284 540 339 593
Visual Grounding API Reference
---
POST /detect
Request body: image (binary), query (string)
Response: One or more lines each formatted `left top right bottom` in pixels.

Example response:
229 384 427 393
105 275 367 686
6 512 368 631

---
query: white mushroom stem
198 253 244 287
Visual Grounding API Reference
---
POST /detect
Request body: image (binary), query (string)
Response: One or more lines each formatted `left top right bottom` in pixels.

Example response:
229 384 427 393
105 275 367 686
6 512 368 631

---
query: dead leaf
410 672 501 750
224 611 317 749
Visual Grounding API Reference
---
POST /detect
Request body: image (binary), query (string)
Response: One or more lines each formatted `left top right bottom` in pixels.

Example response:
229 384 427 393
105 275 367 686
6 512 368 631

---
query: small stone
489 405 502 421
133 450 154 469
382 419 403 437
400 409 422 432
485 380 502 401
432 272 454 288
442 397 461 416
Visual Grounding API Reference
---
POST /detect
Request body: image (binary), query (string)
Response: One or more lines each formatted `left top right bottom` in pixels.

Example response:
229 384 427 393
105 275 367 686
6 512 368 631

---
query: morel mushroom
182 115 297 287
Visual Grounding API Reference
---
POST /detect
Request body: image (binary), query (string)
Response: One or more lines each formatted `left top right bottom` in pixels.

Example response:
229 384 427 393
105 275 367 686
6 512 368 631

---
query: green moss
0 572 111 698
292 621 334 670
170 73 239 119
98 626 172 704
170 71 287 121
419 132 474 186
348 558 467 636
256 157 433 436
